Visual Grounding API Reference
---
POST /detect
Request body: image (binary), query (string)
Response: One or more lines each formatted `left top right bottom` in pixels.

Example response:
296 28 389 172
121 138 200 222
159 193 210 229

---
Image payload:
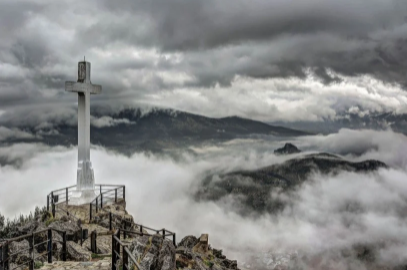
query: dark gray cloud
1 0 407 124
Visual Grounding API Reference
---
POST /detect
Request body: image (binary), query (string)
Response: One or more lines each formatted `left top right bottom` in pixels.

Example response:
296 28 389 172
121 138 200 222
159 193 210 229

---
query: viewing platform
46 184 125 222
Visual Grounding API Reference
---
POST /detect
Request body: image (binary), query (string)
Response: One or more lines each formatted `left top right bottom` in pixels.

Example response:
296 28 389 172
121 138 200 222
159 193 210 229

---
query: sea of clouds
1 128 407 269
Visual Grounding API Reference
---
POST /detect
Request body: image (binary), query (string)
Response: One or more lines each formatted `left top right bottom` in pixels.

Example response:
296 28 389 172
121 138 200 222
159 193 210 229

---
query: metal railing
46 185 77 217
46 184 125 221
111 227 176 270
0 228 68 270
112 229 141 270
89 211 176 256
89 185 125 221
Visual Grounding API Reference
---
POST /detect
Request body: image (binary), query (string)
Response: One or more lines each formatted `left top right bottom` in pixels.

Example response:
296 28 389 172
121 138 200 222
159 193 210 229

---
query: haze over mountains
197 148 388 215
4 106 407 155
0 107 309 155
1 105 407 269
271 111 407 135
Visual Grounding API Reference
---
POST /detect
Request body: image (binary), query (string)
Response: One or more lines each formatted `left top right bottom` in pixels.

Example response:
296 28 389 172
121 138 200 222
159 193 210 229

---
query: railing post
116 231 120 266
51 192 55 217
2 241 9 270
140 225 143 236
123 186 125 201
173 234 176 247
115 189 117 203
123 247 129 270
29 233 34 270
100 185 102 195
89 203 92 221
66 188 68 205
91 231 97 253
109 212 112 231
80 227 83 246
52 203 55 218
47 195 49 212
96 198 98 213
47 229 52 263
162 229 165 239
111 230 120 270
100 194 103 209
111 233 116 270
62 231 67 261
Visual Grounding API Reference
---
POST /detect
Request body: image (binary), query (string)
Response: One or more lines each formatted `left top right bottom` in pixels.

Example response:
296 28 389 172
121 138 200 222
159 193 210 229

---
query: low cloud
295 129 407 169
0 126 34 141
1 129 407 269
91 116 135 128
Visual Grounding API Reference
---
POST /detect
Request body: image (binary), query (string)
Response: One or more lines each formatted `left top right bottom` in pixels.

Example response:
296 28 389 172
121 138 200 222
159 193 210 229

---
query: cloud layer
1 129 407 268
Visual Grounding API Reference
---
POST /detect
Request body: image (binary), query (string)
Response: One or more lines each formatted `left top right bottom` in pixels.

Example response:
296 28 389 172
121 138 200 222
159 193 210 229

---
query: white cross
65 60 102 202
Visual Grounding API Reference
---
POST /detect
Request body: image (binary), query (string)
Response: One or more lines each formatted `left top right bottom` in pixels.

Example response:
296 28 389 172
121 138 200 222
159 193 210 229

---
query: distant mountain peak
274 143 301 155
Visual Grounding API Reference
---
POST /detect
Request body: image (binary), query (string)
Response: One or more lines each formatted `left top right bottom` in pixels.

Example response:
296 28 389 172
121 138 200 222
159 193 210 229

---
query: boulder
222 259 238 270
8 239 45 266
128 234 176 270
33 223 59 254
175 234 240 270
16 221 39 236
158 239 176 270
48 221 80 242
213 248 224 259
178 235 199 249
66 241 91 261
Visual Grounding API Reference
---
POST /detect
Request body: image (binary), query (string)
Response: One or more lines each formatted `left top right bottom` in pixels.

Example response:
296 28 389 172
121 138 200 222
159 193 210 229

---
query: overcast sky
1 0 407 122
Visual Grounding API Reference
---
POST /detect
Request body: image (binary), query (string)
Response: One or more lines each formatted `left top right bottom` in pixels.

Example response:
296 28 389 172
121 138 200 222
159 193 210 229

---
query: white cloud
1 129 407 268
142 72 407 122
0 126 35 141
90 116 135 128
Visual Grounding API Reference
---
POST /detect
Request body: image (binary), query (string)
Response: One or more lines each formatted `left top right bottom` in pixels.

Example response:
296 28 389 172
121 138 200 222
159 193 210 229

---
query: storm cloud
0 0 407 124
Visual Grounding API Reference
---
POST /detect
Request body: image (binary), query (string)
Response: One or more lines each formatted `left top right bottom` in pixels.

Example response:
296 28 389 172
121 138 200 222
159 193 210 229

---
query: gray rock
178 235 199 249
222 259 238 270
9 239 45 266
158 239 176 270
274 143 301 155
33 223 48 253
66 241 91 261
16 221 39 236
128 234 176 270
48 221 80 242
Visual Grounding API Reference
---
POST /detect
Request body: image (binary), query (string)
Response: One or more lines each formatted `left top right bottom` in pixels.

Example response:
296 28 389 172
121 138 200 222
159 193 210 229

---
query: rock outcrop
128 233 176 270
9 239 43 265
66 241 92 261
176 234 239 270
274 143 301 155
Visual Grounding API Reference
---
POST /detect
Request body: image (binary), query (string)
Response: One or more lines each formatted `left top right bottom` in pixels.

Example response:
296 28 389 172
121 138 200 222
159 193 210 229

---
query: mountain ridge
2 107 310 155
197 150 387 215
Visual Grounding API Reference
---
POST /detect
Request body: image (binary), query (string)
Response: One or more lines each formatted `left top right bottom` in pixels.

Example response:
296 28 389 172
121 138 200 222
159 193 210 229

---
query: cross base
69 190 97 205
68 160 97 205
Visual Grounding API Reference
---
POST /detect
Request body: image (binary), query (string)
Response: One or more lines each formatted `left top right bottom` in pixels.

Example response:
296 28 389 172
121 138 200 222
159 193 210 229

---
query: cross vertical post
65 60 102 204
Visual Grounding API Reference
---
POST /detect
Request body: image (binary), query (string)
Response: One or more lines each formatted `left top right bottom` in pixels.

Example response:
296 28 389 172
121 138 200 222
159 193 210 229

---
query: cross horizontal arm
65 81 102 94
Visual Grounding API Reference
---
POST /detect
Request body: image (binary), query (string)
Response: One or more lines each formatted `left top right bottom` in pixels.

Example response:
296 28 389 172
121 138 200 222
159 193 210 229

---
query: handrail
112 230 142 270
46 184 126 221
91 208 176 246
0 228 72 270
49 185 76 193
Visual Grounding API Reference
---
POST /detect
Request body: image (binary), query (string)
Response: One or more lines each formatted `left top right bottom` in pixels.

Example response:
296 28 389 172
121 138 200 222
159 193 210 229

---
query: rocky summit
0 201 239 270
273 143 301 155
176 234 239 270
